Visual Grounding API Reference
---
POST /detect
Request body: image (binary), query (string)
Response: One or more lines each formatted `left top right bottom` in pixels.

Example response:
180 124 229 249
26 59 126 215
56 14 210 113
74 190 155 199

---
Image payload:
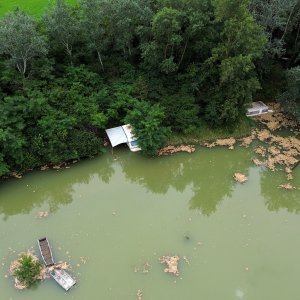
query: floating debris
255 146 266 157
254 103 298 131
11 172 22 179
256 129 272 142
137 289 143 300
279 183 296 190
252 158 265 166
159 255 180 276
183 256 190 265
37 211 49 218
234 173 248 183
133 262 151 274
158 145 195 156
239 135 255 148
40 165 49 171
80 256 88 265
204 138 236 150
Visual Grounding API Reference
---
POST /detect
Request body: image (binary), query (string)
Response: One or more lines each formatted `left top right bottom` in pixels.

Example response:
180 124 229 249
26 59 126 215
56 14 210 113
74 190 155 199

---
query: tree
141 0 213 73
109 0 153 56
125 100 170 156
203 0 266 126
79 0 109 70
251 0 300 59
278 66 300 121
44 0 81 60
0 10 47 76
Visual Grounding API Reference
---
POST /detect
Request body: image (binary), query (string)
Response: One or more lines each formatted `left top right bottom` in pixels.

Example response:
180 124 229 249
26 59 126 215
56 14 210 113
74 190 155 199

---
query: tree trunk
97 50 104 72
177 38 189 69
280 0 300 43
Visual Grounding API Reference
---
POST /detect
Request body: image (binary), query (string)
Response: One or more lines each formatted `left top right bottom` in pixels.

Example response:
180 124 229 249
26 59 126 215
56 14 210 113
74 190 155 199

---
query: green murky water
0 146 300 300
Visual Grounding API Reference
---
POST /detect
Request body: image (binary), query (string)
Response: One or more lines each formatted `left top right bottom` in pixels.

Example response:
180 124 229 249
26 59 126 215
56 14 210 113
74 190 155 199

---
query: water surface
0 146 299 300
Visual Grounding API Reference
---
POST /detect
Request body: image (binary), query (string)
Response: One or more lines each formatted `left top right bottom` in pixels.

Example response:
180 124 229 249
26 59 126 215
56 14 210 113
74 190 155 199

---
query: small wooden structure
38 237 54 267
50 268 76 291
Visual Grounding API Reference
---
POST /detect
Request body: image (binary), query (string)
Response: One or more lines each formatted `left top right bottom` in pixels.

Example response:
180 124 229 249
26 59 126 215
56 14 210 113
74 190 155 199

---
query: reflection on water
0 155 115 219
261 169 300 213
0 146 300 300
118 147 253 215
1 145 299 220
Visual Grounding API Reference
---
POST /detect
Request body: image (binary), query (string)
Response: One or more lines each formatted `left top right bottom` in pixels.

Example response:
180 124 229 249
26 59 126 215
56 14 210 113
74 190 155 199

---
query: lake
0 145 299 300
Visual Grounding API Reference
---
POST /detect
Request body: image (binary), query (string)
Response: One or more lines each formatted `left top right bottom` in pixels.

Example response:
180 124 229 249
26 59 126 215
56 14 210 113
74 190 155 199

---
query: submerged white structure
246 101 273 117
105 124 141 152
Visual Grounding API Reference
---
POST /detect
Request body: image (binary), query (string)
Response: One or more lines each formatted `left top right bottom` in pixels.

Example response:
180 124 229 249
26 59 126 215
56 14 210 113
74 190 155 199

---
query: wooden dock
38 237 54 267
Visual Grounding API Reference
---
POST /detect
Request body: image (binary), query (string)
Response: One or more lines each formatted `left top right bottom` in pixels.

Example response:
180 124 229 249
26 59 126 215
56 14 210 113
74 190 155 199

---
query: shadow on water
0 154 115 220
118 146 253 215
260 169 300 214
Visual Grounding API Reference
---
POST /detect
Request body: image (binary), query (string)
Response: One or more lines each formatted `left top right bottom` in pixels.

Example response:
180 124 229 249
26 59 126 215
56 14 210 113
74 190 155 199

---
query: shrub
13 254 42 288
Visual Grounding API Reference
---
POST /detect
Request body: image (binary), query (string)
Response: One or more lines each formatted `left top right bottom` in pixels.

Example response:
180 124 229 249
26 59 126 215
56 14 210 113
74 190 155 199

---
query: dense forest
0 0 299 176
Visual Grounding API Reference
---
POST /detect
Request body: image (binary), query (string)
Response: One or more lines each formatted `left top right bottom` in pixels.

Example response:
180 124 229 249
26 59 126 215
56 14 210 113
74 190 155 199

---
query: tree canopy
0 0 299 176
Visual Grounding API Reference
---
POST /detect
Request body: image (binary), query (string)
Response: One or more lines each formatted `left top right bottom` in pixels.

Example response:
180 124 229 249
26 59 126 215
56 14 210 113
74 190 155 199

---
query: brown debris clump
11 172 22 179
255 146 266 157
158 145 195 156
268 146 281 156
159 255 180 276
251 129 299 179
233 173 248 183
252 158 265 166
279 183 296 190
240 135 255 148
256 129 272 142
37 211 49 218
134 262 151 274
204 138 236 150
254 103 298 131
137 289 143 300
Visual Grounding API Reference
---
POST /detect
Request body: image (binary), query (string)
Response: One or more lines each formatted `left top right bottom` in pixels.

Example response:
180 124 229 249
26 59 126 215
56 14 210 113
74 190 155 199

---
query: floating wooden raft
50 268 76 291
38 237 54 267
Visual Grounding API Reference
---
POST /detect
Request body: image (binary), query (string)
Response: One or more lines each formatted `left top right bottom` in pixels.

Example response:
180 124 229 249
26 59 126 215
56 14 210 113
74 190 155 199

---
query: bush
14 255 42 288
125 100 170 156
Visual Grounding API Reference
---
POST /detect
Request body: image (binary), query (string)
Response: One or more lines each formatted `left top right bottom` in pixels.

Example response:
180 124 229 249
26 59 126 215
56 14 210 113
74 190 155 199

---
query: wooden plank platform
38 237 54 267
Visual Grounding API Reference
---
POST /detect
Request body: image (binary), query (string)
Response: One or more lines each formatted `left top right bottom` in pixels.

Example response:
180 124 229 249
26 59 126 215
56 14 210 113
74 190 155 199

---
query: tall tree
250 0 300 60
0 10 47 76
141 0 213 73
79 0 109 71
204 0 266 126
44 0 81 60
278 66 300 121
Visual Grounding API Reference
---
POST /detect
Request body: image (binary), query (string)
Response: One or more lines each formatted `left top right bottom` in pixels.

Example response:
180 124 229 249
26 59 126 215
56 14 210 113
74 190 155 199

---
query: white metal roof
105 126 128 147
105 124 140 152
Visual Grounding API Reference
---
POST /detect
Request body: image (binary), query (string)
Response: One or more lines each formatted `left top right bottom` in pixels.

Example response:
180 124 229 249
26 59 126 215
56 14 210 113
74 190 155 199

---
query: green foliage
204 0 266 126
141 0 213 73
278 66 300 121
44 0 81 60
125 100 170 156
160 93 199 132
0 0 298 177
0 10 47 75
13 255 42 288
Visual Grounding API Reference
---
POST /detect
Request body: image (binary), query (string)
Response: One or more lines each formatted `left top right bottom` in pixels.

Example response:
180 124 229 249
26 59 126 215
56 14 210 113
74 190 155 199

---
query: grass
167 118 254 145
0 0 77 18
